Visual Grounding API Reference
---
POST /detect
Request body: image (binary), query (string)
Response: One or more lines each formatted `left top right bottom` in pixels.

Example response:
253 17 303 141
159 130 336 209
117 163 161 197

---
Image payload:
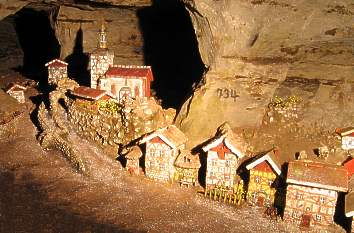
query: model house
174 150 200 187
4 83 26 103
125 145 142 175
336 127 354 150
244 148 282 207
98 65 153 103
90 23 114 89
45 59 68 85
201 123 247 192
139 125 187 182
71 86 114 103
283 160 348 228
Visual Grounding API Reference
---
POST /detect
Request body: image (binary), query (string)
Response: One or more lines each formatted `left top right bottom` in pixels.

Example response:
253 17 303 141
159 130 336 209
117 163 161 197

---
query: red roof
105 65 153 81
287 160 348 192
45 59 68 67
344 159 354 177
71 86 108 101
336 127 354 137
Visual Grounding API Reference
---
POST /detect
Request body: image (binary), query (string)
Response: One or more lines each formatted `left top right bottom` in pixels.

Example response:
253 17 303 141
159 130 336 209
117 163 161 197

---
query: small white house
139 125 187 182
5 83 26 103
336 127 354 150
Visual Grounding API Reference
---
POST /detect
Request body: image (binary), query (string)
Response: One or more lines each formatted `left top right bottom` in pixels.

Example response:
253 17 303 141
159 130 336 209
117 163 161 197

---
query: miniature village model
4 21 350 232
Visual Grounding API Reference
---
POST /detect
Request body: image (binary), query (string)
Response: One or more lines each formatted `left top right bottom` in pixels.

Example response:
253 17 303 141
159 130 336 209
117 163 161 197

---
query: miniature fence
204 183 246 206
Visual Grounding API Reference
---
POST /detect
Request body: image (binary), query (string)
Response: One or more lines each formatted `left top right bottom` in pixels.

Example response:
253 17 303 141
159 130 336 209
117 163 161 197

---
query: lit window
268 180 273 186
316 214 321 222
150 149 155 156
255 176 260 183
296 193 303 200
292 211 297 218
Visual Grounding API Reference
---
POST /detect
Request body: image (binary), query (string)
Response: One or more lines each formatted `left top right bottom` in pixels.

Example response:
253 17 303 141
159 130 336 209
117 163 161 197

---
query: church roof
105 65 154 81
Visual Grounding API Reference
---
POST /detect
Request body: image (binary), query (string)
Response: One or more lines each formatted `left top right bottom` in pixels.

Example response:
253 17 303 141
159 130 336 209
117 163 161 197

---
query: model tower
90 22 114 89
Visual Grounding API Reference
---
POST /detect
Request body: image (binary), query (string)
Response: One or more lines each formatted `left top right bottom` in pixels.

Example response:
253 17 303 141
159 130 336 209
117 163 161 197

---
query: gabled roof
174 150 201 169
245 148 282 175
5 83 26 93
286 160 348 192
202 123 246 158
71 86 111 101
336 127 354 137
344 158 354 177
105 65 154 81
139 125 187 149
125 146 142 159
45 59 68 67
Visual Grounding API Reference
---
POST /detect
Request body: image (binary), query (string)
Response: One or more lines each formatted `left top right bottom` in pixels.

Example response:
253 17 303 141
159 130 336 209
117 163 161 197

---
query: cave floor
0 106 295 233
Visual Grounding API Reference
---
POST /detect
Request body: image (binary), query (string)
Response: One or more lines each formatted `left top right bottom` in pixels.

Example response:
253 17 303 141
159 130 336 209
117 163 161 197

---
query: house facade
202 123 246 191
98 65 153 103
174 150 200 187
139 125 187 182
336 127 354 150
45 59 68 85
90 23 114 89
245 148 282 207
5 83 26 103
284 160 348 228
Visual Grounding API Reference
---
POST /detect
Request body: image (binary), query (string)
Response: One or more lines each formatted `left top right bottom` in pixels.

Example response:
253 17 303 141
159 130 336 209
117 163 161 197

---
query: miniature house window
212 160 217 166
319 196 325 204
315 214 322 222
226 160 231 167
296 193 303 200
210 171 214 177
255 176 260 183
150 149 155 156
292 211 297 218
268 180 273 186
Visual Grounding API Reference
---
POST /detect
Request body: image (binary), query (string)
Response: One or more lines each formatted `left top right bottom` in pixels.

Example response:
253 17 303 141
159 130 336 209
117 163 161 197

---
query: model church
89 23 153 103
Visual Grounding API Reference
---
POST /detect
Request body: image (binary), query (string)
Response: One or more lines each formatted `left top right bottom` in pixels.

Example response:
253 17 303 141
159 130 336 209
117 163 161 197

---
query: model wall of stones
90 52 114 88
48 66 67 85
67 98 174 147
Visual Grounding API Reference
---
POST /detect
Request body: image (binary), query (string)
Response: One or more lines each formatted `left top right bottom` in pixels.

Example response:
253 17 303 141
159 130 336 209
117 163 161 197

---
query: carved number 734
217 88 239 102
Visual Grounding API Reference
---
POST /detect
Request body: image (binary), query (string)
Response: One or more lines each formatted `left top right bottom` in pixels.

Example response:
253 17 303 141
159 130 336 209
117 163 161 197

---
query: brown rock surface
177 0 354 146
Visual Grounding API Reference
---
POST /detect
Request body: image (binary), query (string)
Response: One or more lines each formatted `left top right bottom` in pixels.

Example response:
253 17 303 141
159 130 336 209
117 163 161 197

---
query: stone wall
67 98 175 151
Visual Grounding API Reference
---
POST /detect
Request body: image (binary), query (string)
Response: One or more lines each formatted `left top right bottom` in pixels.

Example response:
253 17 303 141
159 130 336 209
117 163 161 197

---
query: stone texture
177 0 354 146
56 5 145 65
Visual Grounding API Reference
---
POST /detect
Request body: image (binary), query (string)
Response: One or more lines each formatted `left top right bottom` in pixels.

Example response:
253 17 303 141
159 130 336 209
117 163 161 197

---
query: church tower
90 22 114 89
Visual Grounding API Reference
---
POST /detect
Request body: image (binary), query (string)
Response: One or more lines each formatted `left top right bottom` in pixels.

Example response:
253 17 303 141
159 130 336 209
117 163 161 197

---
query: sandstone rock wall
178 0 354 146
56 5 145 65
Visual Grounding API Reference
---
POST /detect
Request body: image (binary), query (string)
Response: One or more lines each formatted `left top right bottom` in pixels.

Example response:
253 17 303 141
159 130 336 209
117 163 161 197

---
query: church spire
98 21 107 49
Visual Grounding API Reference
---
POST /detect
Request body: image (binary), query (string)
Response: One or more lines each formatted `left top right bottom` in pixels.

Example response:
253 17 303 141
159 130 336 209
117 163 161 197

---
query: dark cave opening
14 4 61 82
138 0 206 109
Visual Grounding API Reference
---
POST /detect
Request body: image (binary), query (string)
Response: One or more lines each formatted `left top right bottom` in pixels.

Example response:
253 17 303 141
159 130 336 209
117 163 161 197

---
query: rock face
177 0 354 146
56 5 144 65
